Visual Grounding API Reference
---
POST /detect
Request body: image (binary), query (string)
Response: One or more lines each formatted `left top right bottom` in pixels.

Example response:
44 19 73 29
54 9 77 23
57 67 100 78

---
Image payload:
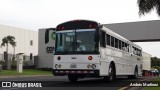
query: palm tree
1 35 16 70
137 0 160 16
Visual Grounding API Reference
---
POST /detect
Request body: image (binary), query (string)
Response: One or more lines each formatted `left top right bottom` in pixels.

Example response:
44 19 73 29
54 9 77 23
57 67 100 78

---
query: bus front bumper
52 69 100 77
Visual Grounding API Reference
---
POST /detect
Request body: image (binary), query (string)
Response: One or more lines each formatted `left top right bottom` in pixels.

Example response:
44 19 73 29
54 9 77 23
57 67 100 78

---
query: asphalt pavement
0 75 158 90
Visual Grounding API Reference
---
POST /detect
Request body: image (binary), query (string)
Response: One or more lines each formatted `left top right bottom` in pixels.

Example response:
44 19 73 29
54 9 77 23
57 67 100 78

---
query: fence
0 54 37 69
0 54 34 61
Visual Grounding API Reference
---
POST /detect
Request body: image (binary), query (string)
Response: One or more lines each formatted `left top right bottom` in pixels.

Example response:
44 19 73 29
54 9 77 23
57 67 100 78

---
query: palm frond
155 1 160 16
6 35 16 47
1 35 16 48
9 41 16 47
137 0 158 15
1 37 8 47
7 35 15 42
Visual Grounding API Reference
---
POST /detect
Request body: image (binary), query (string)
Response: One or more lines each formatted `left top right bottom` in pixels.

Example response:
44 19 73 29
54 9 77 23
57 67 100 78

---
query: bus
52 20 142 82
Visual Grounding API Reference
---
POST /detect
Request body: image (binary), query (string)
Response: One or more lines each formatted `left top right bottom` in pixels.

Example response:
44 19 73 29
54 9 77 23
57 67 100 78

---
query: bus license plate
70 64 77 68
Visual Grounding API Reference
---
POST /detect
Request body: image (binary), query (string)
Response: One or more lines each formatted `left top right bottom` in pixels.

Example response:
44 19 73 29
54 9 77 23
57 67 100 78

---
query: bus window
115 38 118 49
137 49 140 56
124 43 129 52
140 50 142 56
119 40 122 50
132 47 135 54
136 48 138 55
100 30 106 47
129 45 133 53
122 41 125 51
106 34 110 46
127 44 129 52
133 47 137 55
111 36 114 47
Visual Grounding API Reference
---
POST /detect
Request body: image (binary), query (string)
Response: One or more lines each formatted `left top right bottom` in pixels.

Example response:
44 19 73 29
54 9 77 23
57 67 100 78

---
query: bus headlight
87 64 91 68
59 64 62 68
55 64 59 69
55 64 62 69
87 64 96 69
91 64 96 69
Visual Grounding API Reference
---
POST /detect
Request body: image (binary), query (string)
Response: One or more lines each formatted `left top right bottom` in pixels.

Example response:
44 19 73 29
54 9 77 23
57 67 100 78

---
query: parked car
151 69 159 76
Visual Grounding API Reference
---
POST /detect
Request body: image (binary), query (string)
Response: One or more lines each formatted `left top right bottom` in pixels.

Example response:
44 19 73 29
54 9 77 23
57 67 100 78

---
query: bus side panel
99 47 111 76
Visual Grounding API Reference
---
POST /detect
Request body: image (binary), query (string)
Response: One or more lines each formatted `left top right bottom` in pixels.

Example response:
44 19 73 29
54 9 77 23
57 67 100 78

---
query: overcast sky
0 0 160 57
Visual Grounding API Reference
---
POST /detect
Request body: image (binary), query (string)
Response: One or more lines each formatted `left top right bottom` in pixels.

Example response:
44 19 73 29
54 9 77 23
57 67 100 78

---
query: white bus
52 20 142 82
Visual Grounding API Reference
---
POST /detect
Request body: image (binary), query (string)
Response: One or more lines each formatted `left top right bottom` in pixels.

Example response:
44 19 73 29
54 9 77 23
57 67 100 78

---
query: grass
0 69 52 76
144 77 160 90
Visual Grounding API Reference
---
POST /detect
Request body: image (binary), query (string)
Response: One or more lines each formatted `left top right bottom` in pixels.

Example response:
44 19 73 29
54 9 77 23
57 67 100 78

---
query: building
0 24 38 61
38 28 55 68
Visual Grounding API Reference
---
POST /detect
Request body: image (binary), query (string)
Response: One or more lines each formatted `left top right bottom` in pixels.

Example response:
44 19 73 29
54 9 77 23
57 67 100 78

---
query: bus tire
128 67 138 79
104 64 115 82
68 75 78 82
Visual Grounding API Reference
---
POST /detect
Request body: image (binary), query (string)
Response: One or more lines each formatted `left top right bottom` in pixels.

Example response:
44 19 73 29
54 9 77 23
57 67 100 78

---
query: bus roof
56 20 99 30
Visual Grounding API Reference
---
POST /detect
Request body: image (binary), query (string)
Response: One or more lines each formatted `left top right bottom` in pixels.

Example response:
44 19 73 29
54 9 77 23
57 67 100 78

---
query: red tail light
89 24 97 28
61 26 64 29
57 26 64 30
89 24 92 28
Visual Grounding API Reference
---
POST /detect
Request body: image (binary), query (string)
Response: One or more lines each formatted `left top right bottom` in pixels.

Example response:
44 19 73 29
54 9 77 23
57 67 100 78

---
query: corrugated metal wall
0 24 38 61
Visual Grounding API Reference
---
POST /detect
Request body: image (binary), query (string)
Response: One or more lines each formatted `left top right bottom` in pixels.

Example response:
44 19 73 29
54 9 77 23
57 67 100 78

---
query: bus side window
119 40 122 50
124 43 127 52
122 41 125 51
106 34 111 46
115 38 118 49
136 48 138 56
133 47 135 55
129 45 132 53
133 47 137 55
111 36 115 47
140 50 142 56
127 44 129 52
100 30 106 47
133 47 135 54
137 49 140 56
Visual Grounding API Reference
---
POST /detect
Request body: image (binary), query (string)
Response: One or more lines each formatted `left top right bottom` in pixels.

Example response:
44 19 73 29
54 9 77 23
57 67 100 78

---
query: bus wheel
68 75 78 82
128 67 138 79
105 64 115 82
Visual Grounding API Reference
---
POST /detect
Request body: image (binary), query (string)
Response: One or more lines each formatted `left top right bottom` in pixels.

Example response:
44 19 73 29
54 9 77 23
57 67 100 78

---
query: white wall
0 24 38 60
38 28 55 68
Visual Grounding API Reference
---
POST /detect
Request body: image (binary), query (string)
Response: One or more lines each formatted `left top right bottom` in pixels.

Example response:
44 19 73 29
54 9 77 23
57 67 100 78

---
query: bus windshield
55 29 99 54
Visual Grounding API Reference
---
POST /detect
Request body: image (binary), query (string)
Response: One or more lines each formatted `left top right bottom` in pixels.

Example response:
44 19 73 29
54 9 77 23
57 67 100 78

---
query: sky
0 0 160 57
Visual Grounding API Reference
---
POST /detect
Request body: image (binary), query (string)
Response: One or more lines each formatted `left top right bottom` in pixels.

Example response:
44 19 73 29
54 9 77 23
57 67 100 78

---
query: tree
137 0 160 16
151 57 160 67
1 35 16 70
